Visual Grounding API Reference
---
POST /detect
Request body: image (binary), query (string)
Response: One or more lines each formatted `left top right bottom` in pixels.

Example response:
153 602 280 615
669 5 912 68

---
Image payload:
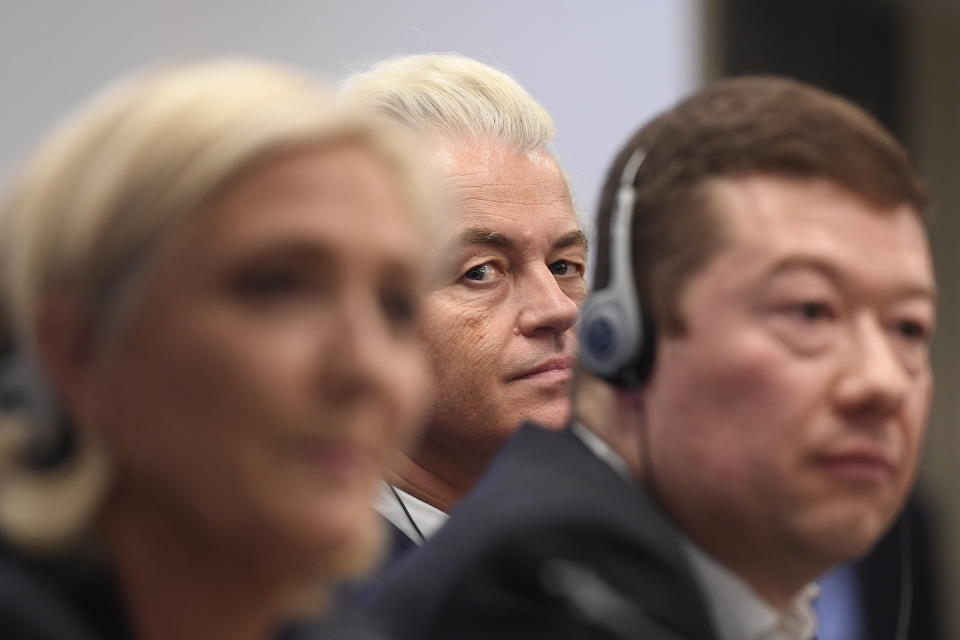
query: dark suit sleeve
365 427 714 640
0 560 101 640
425 546 608 640
372 524 701 640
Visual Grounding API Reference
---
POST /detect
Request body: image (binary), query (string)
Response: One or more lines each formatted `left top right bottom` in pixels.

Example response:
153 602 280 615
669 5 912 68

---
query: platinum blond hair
0 58 434 551
340 53 555 152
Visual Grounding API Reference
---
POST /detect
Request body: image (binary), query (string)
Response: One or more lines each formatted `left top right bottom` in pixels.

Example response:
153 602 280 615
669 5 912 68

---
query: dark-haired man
367 76 936 640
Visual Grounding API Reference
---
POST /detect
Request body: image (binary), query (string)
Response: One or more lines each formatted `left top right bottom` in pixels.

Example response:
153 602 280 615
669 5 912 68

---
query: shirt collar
377 422 633 543
375 483 449 544
573 421 818 640
682 539 819 640
569 421 633 481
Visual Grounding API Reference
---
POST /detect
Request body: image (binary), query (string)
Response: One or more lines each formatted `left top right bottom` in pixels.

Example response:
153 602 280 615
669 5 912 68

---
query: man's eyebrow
459 227 514 249
768 256 938 302
554 229 588 252
457 228 588 252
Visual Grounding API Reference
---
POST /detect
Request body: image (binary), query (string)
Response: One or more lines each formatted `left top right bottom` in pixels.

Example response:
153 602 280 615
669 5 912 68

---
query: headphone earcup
579 147 656 388
578 290 653 389
579 294 635 380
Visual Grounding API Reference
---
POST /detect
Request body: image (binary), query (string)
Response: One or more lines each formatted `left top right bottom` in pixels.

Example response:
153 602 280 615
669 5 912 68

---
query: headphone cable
893 509 914 640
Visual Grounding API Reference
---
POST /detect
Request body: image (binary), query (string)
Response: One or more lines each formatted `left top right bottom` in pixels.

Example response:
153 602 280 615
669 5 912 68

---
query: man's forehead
429 137 566 187
432 193 580 242
700 174 934 294
704 174 927 248
425 138 578 238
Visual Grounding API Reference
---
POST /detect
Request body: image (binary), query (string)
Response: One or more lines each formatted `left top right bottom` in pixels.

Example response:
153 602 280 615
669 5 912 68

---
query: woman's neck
99 495 305 640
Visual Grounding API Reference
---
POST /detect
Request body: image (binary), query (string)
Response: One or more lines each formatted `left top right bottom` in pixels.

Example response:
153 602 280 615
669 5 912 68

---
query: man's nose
515 265 580 337
833 315 909 423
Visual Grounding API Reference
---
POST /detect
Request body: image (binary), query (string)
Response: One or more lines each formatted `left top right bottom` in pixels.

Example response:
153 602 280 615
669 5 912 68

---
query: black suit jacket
0 543 132 640
366 423 718 640
857 497 942 640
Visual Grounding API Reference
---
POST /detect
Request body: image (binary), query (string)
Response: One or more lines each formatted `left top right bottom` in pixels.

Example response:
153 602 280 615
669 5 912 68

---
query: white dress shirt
573 421 819 640
683 540 819 640
375 483 448 544
570 421 633 480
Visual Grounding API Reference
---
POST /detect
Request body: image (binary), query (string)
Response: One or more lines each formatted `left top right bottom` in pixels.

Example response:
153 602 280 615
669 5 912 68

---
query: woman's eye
381 290 417 327
229 267 311 302
462 262 502 284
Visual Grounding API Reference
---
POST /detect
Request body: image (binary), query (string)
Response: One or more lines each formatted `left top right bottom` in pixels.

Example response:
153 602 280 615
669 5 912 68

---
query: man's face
418 139 586 480
644 175 934 583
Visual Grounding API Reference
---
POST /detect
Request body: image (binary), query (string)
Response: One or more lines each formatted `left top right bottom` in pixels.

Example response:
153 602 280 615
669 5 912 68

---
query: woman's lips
299 438 376 483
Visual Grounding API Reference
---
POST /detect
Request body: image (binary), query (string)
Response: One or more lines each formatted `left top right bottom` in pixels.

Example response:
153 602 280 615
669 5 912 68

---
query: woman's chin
322 513 386 581
275 500 385 581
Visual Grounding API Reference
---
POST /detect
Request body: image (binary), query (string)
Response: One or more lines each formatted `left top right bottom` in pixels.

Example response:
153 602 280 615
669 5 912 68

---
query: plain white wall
1 0 701 223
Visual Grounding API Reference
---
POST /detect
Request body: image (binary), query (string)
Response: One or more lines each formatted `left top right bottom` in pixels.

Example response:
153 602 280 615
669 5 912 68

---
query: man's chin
795 507 894 567
517 398 571 431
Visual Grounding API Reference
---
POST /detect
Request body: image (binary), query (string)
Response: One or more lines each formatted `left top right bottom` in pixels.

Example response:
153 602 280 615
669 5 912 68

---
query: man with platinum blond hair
342 54 587 557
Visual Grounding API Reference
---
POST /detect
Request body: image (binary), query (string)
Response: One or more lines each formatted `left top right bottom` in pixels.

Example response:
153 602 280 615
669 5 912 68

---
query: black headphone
577 148 656 388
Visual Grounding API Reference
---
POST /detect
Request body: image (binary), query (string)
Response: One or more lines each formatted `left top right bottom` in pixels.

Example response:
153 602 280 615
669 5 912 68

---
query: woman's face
70 143 429 572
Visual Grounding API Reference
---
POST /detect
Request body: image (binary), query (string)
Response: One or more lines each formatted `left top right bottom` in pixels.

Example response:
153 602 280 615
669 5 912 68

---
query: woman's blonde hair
340 53 555 152
0 58 433 551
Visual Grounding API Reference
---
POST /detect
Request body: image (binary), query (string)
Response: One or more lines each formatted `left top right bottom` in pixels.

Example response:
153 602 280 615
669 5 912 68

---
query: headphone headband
577 147 655 387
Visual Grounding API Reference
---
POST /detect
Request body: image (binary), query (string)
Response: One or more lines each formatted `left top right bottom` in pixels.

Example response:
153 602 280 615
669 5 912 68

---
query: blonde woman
0 59 433 640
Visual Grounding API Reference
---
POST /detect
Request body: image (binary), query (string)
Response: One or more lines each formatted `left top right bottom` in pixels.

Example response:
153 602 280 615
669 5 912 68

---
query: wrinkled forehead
427 135 565 186
426 138 575 235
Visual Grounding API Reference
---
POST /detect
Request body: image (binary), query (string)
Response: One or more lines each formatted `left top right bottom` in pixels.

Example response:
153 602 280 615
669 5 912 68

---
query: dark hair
593 75 927 335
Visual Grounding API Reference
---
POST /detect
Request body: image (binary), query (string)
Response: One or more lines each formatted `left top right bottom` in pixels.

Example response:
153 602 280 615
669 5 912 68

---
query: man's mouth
813 446 897 484
508 357 573 383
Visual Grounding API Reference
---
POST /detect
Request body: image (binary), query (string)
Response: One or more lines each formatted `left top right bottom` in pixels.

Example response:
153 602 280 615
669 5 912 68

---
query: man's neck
388 453 465 513
684 529 820 614
731 560 818 613
389 416 510 512
571 373 645 479
683 538 819 640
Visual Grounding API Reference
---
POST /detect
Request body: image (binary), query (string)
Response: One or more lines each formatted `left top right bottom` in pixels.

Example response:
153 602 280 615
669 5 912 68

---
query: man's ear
613 388 646 442
617 386 645 413
34 298 99 420
613 387 647 479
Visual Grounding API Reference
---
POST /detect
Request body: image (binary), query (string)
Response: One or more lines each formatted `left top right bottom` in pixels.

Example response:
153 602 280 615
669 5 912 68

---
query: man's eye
894 319 931 343
548 260 581 277
789 301 834 322
462 262 502 284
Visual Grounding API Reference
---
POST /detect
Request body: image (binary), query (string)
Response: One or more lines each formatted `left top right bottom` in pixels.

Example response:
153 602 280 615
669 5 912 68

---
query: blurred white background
1 0 702 225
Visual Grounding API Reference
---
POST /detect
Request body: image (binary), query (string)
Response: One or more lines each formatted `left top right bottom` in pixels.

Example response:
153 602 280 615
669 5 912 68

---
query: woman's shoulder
0 540 132 640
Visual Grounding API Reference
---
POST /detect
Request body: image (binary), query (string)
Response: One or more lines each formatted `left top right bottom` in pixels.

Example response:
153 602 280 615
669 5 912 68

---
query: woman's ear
35 298 98 422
